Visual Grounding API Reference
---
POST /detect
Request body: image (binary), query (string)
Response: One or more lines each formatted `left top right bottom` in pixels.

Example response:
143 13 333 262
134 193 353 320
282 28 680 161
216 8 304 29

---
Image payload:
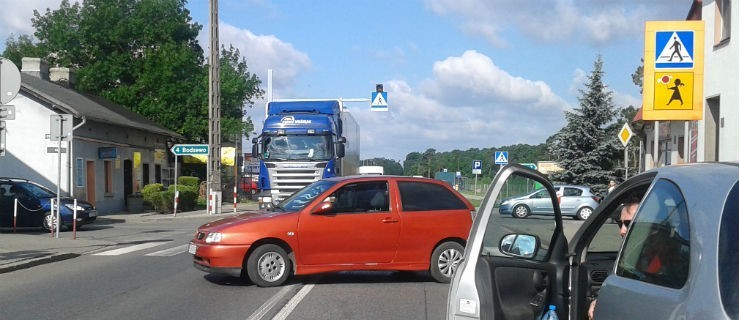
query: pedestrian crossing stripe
655 31 694 69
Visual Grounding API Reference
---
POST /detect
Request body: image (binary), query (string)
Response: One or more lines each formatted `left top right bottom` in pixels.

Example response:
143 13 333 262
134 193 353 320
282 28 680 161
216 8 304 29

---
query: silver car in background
499 185 600 220
447 162 739 320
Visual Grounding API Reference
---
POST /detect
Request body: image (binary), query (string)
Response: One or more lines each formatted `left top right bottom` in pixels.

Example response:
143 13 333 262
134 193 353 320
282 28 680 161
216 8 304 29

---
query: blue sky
1 0 690 162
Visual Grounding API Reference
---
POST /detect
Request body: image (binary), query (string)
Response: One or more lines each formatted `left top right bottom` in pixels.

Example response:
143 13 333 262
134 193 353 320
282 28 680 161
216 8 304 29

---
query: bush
148 185 199 213
178 176 200 188
141 183 164 207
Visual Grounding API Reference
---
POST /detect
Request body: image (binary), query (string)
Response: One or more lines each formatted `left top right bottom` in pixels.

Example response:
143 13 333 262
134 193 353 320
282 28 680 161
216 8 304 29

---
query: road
0 216 451 320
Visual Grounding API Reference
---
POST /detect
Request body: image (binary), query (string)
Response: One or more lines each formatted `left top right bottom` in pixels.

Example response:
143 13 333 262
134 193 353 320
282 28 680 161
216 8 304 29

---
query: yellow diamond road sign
618 122 634 147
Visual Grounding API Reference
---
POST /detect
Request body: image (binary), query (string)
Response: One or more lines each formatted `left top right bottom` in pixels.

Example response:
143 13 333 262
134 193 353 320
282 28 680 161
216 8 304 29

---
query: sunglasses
617 220 632 228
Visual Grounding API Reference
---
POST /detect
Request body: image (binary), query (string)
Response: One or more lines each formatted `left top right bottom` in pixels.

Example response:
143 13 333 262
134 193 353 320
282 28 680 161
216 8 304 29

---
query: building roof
20 73 182 139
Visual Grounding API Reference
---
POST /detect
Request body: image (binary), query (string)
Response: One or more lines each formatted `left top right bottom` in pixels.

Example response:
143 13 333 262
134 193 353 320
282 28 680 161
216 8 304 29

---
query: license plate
88 210 97 217
188 243 197 255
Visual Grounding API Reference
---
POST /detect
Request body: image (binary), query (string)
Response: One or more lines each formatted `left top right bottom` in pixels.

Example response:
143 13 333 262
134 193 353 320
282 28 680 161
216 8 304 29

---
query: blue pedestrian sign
472 160 482 175
494 151 508 165
171 144 209 156
371 91 388 112
655 31 694 69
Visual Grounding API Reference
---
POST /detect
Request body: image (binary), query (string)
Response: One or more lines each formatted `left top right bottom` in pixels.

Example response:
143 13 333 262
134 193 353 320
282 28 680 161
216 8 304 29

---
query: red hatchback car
190 175 475 287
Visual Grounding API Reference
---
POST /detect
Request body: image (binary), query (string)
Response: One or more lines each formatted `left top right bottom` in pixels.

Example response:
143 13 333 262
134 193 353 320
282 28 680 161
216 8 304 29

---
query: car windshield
21 182 56 198
263 134 331 161
277 180 337 211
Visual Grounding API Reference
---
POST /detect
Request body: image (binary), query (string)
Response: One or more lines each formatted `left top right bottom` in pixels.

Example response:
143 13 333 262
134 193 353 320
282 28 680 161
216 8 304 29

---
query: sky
1 0 691 163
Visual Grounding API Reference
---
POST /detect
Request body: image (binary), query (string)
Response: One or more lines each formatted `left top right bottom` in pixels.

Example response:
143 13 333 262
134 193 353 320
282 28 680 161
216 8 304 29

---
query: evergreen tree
549 55 620 187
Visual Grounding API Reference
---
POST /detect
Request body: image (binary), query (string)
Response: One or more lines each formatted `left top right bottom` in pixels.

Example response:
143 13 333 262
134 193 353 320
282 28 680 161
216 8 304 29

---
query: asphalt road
0 216 452 320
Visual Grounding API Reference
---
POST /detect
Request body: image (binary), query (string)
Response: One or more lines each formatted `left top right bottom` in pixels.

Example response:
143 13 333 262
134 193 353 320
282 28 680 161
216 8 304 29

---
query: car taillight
592 196 600 202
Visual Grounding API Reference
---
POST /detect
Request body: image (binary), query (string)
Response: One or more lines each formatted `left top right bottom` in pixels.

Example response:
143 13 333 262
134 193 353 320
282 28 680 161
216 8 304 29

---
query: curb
0 253 80 274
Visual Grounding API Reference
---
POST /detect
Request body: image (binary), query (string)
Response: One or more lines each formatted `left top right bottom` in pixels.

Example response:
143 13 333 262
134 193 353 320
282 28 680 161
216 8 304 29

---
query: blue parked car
0 178 97 231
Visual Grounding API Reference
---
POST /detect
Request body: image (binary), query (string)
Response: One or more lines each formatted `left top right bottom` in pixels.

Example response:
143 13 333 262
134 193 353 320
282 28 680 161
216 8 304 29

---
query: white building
0 58 181 213
639 0 736 171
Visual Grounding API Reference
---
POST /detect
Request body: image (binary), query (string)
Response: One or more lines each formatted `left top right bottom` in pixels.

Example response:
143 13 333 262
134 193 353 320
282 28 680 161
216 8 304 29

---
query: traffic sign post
472 160 482 195
170 144 209 216
619 123 634 180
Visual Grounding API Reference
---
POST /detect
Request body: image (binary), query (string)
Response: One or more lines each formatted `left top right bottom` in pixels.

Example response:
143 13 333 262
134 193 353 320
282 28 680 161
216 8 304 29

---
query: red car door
298 180 400 265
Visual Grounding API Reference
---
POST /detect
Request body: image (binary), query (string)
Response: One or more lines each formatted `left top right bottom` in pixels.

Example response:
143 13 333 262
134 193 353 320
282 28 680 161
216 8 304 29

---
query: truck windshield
264 135 331 161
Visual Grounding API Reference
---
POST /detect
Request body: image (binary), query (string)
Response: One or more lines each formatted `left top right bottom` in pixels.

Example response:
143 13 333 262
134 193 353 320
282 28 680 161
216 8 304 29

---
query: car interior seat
368 191 388 212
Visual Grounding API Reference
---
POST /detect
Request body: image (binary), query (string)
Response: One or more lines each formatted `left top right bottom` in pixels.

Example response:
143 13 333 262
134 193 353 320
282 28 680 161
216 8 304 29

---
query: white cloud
205 23 312 92
356 51 570 161
424 0 688 47
0 0 61 50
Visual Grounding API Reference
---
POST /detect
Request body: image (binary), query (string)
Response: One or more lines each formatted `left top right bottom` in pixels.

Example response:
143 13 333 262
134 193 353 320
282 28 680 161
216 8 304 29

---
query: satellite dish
0 58 21 104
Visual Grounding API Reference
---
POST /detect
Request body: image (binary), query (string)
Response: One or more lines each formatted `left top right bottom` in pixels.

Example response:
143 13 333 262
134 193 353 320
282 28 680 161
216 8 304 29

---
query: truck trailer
252 99 359 208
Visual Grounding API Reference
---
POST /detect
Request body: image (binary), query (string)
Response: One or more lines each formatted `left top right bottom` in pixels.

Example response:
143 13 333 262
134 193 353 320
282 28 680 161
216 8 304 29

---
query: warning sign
653 72 693 110
642 20 704 121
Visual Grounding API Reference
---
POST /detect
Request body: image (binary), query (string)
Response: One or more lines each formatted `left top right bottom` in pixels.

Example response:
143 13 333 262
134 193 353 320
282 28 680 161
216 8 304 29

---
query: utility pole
207 0 222 213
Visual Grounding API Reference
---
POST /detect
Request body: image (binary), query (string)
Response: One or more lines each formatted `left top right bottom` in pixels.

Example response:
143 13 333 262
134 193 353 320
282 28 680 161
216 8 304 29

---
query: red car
189 175 475 287
240 176 258 195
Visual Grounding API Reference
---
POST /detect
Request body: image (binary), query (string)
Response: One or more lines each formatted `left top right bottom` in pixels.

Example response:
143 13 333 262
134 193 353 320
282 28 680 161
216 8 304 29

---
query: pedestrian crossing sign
494 151 508 165
371 91 388 112
655 31 694 69
642 20 704 121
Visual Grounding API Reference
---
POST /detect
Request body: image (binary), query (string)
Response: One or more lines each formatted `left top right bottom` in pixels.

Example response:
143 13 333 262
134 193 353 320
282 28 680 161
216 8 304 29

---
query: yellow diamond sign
618 122 634 147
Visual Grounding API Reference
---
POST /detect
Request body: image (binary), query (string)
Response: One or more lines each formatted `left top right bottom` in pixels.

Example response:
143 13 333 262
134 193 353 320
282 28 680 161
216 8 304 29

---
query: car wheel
42 212 61 232
577 207 594 220
246 244 292 287
512 204 530 218
430 241 464 283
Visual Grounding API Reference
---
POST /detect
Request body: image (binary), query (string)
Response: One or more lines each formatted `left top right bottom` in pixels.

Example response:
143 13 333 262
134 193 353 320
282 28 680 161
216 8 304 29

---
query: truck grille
268 162 326 201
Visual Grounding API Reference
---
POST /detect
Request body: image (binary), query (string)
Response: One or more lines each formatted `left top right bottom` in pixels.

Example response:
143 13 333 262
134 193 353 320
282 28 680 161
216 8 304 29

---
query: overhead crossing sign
371 91 388 112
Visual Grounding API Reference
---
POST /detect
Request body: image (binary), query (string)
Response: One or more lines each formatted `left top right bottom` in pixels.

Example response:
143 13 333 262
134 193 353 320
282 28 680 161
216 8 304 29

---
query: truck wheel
246 244 292 287
430 241 464 283
512 204 530 218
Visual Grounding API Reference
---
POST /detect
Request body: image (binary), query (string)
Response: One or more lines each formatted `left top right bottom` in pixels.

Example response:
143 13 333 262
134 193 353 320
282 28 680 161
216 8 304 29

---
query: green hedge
178 176 200 188
140 182 198 213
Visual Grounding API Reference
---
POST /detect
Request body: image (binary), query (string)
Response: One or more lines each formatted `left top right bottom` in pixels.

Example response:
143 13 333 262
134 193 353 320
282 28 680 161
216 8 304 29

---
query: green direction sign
171 144 209 156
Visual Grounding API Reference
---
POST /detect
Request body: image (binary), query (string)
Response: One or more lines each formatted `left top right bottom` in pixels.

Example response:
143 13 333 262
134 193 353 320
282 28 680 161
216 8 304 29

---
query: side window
398 181 467 211
563 187 582 197
333 181 388 214
719 181 739 319
617 179 690 289
483 173 556 261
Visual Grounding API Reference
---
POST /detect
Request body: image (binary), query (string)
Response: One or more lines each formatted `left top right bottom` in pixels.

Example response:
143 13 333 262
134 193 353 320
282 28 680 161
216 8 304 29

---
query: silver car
448 163 739 320
499 185 600 220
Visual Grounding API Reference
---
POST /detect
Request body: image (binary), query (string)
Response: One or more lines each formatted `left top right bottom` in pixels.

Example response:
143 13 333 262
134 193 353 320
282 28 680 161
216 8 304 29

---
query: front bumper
190 241 252 277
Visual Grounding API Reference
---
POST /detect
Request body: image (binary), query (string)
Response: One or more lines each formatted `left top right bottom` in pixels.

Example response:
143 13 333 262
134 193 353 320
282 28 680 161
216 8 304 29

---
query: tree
548 55 620 187
360 157 404 175
2 0 262 142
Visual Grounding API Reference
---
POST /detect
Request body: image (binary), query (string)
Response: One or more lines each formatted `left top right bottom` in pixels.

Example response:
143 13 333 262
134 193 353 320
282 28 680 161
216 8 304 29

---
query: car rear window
397 181 468 211
719 181 739 318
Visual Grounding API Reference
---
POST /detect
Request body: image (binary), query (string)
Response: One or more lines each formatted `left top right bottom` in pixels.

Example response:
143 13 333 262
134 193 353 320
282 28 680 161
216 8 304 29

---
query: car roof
323 175 439 183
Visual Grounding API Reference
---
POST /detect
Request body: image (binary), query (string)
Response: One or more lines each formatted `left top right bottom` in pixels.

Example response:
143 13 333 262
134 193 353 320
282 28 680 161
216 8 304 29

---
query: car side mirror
500 234 539 259
312 197 337 215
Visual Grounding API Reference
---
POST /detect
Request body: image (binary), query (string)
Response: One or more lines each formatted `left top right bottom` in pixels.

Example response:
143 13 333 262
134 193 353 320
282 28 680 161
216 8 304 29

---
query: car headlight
205 232 223 244
64 203 86 211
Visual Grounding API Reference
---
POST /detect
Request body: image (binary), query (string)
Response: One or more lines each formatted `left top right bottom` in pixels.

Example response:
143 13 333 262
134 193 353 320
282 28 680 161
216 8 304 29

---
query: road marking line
93 242 168 256
245 284 297 320
272 284 314 320
145 244 188 256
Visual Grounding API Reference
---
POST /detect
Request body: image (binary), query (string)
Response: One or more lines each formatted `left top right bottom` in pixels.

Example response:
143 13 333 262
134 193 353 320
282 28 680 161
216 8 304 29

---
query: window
719 182 739 318
332 181 388 214
104 160 113 193
715 0 732 45
617 179 690 289
155 164 162 183
563 187 582 197
398 181 467 211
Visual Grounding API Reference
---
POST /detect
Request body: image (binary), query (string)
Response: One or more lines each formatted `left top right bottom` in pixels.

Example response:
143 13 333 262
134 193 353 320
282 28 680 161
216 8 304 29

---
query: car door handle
381 217 399 223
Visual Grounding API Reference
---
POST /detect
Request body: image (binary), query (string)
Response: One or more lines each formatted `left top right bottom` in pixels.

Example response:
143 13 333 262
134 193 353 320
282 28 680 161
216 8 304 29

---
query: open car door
448 164 569 320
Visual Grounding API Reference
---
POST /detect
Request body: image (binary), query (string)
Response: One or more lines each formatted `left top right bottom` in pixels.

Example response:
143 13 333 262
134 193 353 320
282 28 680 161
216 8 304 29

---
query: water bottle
541 304 559 320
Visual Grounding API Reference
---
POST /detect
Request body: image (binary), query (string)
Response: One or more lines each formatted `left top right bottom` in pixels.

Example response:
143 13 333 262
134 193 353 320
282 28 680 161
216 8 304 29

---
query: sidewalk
0 201 260 274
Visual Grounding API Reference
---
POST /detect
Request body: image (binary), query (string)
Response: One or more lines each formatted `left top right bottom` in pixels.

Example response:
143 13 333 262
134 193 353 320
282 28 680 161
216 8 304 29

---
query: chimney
21 57 49 80
49 67 76 88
